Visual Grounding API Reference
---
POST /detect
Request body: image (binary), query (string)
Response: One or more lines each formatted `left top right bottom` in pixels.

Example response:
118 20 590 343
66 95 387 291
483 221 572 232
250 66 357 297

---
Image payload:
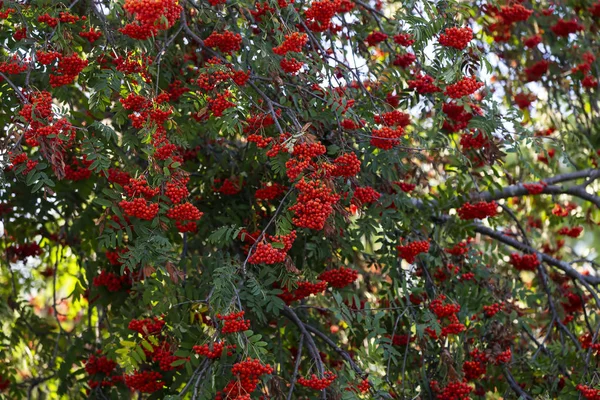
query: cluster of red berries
278 280 328 304
434 381 473 400
408 73 441 94
93 270 132 292
7 152 37 175
0 3 15 19
36 50 61 65
579 333 600 352
204 30 243 54
352 186 380 205
365 31 388 47
49 53 88 87
552 203 576 217
390 333 415 346
219 358 273 399
217 311 251 334
166 202 203 221
280 57 304 74
305 0 341 32
215 178 241 195
152 345 187 371
430 295 460 318
557 226 583 238
289 178 339 230
128 317 165 336
577 385 600 400
7 242 42 261
124 371 164 393
438 26 473 50
524 60 549 82
463 350 488 381
79 27 102 43
0 55 28 74
445 76 483 99
394 181 416 193
298 371 337 390
393 33 414 46
514 92 536 109
445 239 473 256
460 132 489 150
523 182 546 194
551 18 583 37
370 126 404 149
397 240 430 264
119 198 159 220
457 201 498 220
193 342 236 358
255 182 286 201
37 13 59 27
85 352 123 389
273 32 308 55
510 253 539 271
121 0 181 39
248 230 296 264
483 302 503 317
318 267 358 288
441 101 475 132
393 53 416 68
165 176 190 204
498 4 532 23
374 110 411 127
523 34 542 48
208 91 236 117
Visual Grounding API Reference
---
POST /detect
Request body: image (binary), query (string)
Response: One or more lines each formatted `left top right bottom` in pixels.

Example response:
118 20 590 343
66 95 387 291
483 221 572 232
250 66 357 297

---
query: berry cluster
204 30 243 54
514 92 536 109
119 198 159 220
278 280 327 304
408 73 441 94
217 311 251 334
352 186 380 205
365 31 388 47
577 385 600 400
289 179 339 230
393 33 415 46
215 178 241 195
557 226 583 238
93 270 132 292
305 0 341 32
273 32 308 55
121 0 181 39
79 27 102 43
498 4 533 23
444 76 483 99
438 26 473 50
523 182 546 194
255 182 286 201
460 132 489 150
49 54 88 87
397 240 430 264
393 53 416 68
248 231 296 264
523 34 542 48
370 126 404 149
85 352 123 389
36 50 61 65
280 57 304 74
435 381 473 400
7 242 43 261
319 267 358 288
298 371 337 390
482 302 503 317
551 18 583 37
128 317 165 336
524 60 549 82
166 202 203 221
457 201 498 220
193 342 236 358
219 358 273 399
374 110 411 127
124 371 164 393
393 181 416 193
208 91 236 117
510 253 539 271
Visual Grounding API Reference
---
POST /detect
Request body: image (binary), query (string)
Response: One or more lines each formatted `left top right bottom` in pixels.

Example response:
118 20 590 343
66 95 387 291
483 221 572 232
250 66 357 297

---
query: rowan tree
1 0 600 399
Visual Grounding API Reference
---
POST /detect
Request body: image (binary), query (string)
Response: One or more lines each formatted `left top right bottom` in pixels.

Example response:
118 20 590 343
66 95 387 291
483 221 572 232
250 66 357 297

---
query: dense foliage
1 0 600 398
